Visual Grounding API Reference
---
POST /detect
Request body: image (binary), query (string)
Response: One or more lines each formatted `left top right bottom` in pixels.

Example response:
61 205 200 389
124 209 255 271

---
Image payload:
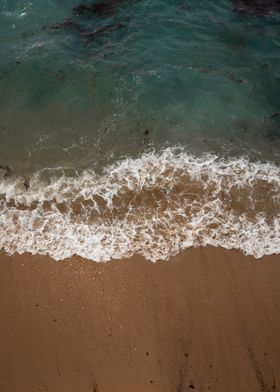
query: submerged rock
47 17 77 31
48 17 124 42
47 1 126 43
233 0 280 15
73 0 124 17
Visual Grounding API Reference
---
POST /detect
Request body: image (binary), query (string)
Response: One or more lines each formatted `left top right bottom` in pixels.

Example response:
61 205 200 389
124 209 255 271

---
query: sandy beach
0 247 279 392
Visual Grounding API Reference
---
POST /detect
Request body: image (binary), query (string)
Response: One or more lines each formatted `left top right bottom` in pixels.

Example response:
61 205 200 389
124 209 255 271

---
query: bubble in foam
0 148 279 261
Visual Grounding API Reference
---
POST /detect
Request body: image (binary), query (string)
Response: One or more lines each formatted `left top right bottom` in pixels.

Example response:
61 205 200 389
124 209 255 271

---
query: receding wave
0 148 279 261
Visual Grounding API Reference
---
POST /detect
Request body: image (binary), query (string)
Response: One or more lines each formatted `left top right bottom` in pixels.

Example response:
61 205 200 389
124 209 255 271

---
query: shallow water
0 1 279 260
1 0 280 173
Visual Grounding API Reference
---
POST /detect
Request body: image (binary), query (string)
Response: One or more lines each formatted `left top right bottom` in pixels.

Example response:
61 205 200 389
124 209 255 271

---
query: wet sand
0 247 280 392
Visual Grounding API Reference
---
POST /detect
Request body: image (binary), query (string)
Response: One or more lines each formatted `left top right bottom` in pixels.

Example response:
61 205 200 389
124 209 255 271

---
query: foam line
0 148 279 261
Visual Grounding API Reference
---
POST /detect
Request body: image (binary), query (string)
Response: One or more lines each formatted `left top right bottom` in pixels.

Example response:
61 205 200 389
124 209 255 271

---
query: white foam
0 148 279 261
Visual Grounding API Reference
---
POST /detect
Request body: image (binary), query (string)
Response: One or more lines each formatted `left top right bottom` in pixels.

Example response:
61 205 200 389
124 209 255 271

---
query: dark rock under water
233 0 280 15
73 0 124 17
47 0 127 42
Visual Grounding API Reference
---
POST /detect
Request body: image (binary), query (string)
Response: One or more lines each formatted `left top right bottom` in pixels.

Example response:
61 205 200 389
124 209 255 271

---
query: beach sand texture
0 247 279 392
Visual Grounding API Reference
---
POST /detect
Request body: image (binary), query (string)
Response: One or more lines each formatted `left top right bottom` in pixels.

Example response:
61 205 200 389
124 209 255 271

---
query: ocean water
0 0 279 261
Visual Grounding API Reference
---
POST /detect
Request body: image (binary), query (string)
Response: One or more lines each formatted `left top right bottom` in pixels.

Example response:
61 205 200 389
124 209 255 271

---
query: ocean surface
0 0 279 261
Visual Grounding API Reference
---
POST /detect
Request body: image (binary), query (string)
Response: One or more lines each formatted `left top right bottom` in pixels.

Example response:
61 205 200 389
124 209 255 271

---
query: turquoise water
0 0 280 174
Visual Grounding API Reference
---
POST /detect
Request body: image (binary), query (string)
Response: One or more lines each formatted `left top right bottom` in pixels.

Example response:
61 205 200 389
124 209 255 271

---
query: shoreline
0 246 280 391
1 148 280 261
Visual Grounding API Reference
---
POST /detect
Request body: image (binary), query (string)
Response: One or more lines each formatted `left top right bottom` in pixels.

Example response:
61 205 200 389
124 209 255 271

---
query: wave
0 148 279 261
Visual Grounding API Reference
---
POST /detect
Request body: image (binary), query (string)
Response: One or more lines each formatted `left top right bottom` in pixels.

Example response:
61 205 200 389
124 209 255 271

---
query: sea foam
0 148 279 261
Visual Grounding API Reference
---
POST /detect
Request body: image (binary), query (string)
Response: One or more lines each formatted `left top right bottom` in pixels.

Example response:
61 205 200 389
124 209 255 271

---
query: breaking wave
0 148 279 261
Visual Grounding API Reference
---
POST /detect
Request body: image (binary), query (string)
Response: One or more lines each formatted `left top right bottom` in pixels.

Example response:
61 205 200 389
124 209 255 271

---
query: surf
0 148 279 261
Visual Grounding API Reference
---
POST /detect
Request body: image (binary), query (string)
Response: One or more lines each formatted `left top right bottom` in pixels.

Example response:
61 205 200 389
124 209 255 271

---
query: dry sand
0 247 280 392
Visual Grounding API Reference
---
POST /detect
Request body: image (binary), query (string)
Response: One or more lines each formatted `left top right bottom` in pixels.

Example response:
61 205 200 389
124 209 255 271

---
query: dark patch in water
233 0 280 15
232 119 249 132
230 37 248 49
47 18 77 31
48 18 125 43
73 0 124 17
20 31 35 38
258 62 270 69
179 0 190 11
79 22 125 42
47 1 127 43
226 72 247 84
0 165 11 178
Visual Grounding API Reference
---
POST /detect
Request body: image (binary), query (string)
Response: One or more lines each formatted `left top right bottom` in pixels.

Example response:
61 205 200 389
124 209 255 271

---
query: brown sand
0 247 280 392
